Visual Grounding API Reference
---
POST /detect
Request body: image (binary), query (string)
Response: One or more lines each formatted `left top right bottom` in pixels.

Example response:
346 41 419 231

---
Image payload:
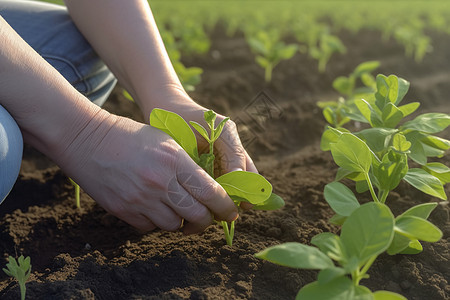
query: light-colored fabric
0 105 23 204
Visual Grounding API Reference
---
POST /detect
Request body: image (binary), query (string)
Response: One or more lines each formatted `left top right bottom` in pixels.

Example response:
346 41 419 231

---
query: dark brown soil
1 26 449 300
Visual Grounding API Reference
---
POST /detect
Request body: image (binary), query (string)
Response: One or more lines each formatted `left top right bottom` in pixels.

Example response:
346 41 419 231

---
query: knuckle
186 205 211 225
196 180 220 204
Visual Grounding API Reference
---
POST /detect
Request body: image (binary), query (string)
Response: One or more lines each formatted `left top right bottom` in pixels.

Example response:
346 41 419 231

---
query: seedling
247 30 298 82
256 202 406 299
256 74 448 298
150 108 284 246
317 60 379 128
69 178 81 209
3 255 31 300
310 32 346 73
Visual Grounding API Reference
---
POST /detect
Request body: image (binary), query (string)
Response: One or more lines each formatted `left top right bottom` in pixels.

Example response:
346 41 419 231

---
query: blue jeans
0 0 117 203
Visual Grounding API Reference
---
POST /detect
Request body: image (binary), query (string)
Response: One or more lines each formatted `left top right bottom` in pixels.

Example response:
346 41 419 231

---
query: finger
244 149 258 173
122 213 157 232
177 155 238 223
215 120 248 173
164 173 213 233
141 204 183 232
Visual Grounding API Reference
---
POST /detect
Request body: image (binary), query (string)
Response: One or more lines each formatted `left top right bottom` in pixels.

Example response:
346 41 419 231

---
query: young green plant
150 108 284 246
3 255 31 300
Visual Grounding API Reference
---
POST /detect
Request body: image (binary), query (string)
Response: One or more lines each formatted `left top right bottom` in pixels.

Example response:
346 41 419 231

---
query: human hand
56 111 239 234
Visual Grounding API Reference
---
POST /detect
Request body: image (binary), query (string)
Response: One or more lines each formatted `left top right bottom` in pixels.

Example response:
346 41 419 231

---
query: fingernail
227 211 239 222
230 168 243 172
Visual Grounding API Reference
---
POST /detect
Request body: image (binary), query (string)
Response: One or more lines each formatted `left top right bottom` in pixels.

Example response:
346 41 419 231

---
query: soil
1 25 449 300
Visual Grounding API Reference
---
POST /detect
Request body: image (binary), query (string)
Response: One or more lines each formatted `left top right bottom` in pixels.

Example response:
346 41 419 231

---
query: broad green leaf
216 171 272 204
317 267 347 285
424 162 450 184
212 117 230 142
395 215 442 242
373 290 407 300
311 232 343 261
329 213 347 225
355 99 382 127
255 56 269 68
399 239 423 254
387 232 411 255
335 168 366 182
190 121 210 142
391 133 411 152
373 151 408 192
400 202 438 219
356 128 397 153
252 193 285 210
333 76 352 95
296 277 354 300
324 182 360 216
320 127 349 151
150 109 199 162
330 133 372 174
403 130 427 164
340 202 395 265
323 106 336 125
397 102 420 118
255 242 334 269
353 60 380 78
422 143 446 158
421 136 450 151
278 44 298 59
381 103 403 128
403 168 447 200
401 113 450 134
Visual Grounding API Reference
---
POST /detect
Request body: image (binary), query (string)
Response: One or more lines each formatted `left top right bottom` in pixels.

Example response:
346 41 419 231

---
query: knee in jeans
0 105 23 203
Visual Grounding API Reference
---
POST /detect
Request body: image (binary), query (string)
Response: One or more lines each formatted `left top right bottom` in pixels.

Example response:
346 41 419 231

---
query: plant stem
364 172 379 203
379 190 389 204
19 282 26 300
75 183 80 209
356 255 377 285
208 141 214 177
221 221 233 246
265 64 273 82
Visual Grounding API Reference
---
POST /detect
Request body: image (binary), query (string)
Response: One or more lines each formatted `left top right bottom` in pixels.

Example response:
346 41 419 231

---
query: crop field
1 0 449 299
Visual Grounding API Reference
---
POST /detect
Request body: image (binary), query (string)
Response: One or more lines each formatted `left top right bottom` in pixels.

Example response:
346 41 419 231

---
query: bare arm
64 0 258 177
0 16 238 233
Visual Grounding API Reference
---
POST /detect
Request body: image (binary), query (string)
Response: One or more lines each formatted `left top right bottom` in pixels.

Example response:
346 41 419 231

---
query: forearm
0 16 110 163
64 0 189 120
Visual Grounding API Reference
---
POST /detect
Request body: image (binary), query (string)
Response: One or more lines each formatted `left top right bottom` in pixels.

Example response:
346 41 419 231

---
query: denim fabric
0 0 117 204
0 0 117 105
0 105 23 203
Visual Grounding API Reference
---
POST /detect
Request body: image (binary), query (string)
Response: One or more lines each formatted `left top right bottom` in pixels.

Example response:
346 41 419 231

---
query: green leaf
216 171 272 204
278 44 298 59
399 239 423 254
212 117 229 142
400 202 438 219
204 110 217 128
150 108 199 162
421 136 450 151
255 242 334 270
356 128 397 153
403 168 447 200
373 290 407 300
324 182 360 216
320 127 349 151
424 162 450 184
355 99 382 127
395 215 443 242
391 133 411 152
252 193 285 210
296 277 354 300
333 76 352 95
340 203 395 265
373 151 408 192
190 121 210 142
353 61 380 78
323 106 337 125
311 232 343 261
330 133 372 174
329 213 347 225
381 103 403 128
387 232 412 255
397 102 420 118
401 113 450 134
317 267 347 285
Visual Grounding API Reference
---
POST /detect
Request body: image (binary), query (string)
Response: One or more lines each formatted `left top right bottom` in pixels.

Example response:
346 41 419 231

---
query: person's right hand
55 111 239 234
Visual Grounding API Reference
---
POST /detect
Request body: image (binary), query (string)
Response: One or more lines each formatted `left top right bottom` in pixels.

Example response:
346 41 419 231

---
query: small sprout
69 178 81 208
3 255 31 300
